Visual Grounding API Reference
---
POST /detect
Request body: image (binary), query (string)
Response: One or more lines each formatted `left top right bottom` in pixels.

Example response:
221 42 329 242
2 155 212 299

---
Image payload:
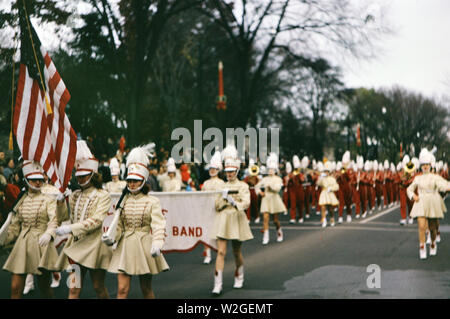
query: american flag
13 3 77 192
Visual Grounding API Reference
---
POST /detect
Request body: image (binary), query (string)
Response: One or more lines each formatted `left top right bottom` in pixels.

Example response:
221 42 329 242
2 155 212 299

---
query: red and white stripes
14 46 76 192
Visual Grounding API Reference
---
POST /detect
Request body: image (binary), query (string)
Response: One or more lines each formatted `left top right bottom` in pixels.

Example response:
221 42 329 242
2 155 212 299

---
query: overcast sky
341 0 450 100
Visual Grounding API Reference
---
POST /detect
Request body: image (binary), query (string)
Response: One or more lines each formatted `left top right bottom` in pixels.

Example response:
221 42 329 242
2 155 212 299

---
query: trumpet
293 168 300 175
404 161 415 174
249 164 259 176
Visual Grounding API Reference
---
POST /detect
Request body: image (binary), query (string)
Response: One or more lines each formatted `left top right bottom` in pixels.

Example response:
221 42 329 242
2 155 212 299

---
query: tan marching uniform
255 175 286 214
202 176 225 191
55 186 112 270
162 178 182 192
41 183 59 195
317 175 340 206
407 173 450 219
158 171 181 187
3 192 60 275
211 179 253 241
108 193 169 275
105 180 127 193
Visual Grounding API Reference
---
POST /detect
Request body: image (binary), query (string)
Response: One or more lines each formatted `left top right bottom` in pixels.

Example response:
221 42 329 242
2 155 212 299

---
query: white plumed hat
357 156 364 170
267 153 279 170
222 144 240 172
209 151 222 170
342 151 351 166
293 155 301 169
324 161 333 172
109 157 120 176
383 160 389 170
402 155 410 166
286 162 292 174
75 140 98 177
126 143 154 180
22 160 45 179
301 156 309 169
419 148 433 165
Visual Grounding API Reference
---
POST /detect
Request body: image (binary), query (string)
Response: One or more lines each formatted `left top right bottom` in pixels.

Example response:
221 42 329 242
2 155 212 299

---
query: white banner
103 191 219 253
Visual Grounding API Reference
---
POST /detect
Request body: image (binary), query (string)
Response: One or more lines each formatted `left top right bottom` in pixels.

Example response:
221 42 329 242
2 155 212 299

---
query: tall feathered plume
222 144 238 160
126 143 154 167
76 140 94 162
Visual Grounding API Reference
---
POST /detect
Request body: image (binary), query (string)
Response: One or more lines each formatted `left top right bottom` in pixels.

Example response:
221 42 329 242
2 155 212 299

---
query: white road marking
359 204 400 224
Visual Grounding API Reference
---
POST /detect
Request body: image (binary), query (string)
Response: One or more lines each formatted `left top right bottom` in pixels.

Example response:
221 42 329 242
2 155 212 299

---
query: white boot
436 232 441 243
254 217 260 224
430 241 437 256
408 217 414 225
362 211 367 218
298 218 304 224
346 215 352 223
277 228 283 242
426 231 431 245
50 272 61 288
23 274 35 295
289 219 296 224
338 217 343 224
321 219 327 228
212 270 223 295
233 266 244 289
203 248 212 264
419 245 427 260
262 230 269 245
399 219 406 226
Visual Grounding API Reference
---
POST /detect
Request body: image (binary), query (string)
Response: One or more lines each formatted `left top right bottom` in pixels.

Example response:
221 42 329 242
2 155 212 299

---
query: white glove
56 189 71 202
56 192 65 202
327 188 332 193
101 234 116 247
222 189 229 199
150 244 162 257
38 233 52 246
55 225 72 236
226 195 237 207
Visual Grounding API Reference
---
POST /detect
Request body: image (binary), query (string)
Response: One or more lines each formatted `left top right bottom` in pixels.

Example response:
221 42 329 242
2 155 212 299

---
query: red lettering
196 227 202 237
180 227 187 236
188 227 195 236
173 226 179 236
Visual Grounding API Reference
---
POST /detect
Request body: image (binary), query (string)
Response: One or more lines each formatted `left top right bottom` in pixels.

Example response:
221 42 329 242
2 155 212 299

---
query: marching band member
104 157 126 193
2 161 59 298
105 145 169 299
399 156 415 225
244 159 260 223
161 160 182 192
407 148 450 260
361 161 373 218
284 161 297 224
371 160 381 210
352 156 365 219
55 141 112 299
255 153 286 245
201 151 225 264
290 156 305 223
301 156 312 219
317 161 339 227
211 145 253 295
337 151 353 223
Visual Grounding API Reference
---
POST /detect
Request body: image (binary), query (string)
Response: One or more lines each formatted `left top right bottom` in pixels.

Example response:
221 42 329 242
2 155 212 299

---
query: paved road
1 196 449 299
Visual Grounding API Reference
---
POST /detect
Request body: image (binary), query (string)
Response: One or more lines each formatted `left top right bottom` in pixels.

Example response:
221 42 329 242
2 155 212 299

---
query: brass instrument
249 164 259 176
404 161 415 175
293 168 300 175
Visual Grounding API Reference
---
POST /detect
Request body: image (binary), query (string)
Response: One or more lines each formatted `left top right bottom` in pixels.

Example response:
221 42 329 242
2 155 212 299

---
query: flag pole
10 34 18 151
21 0 52 115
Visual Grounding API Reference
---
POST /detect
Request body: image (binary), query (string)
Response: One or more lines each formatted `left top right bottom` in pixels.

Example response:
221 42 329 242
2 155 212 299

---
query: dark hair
91 172 103 189
142 183 150 195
